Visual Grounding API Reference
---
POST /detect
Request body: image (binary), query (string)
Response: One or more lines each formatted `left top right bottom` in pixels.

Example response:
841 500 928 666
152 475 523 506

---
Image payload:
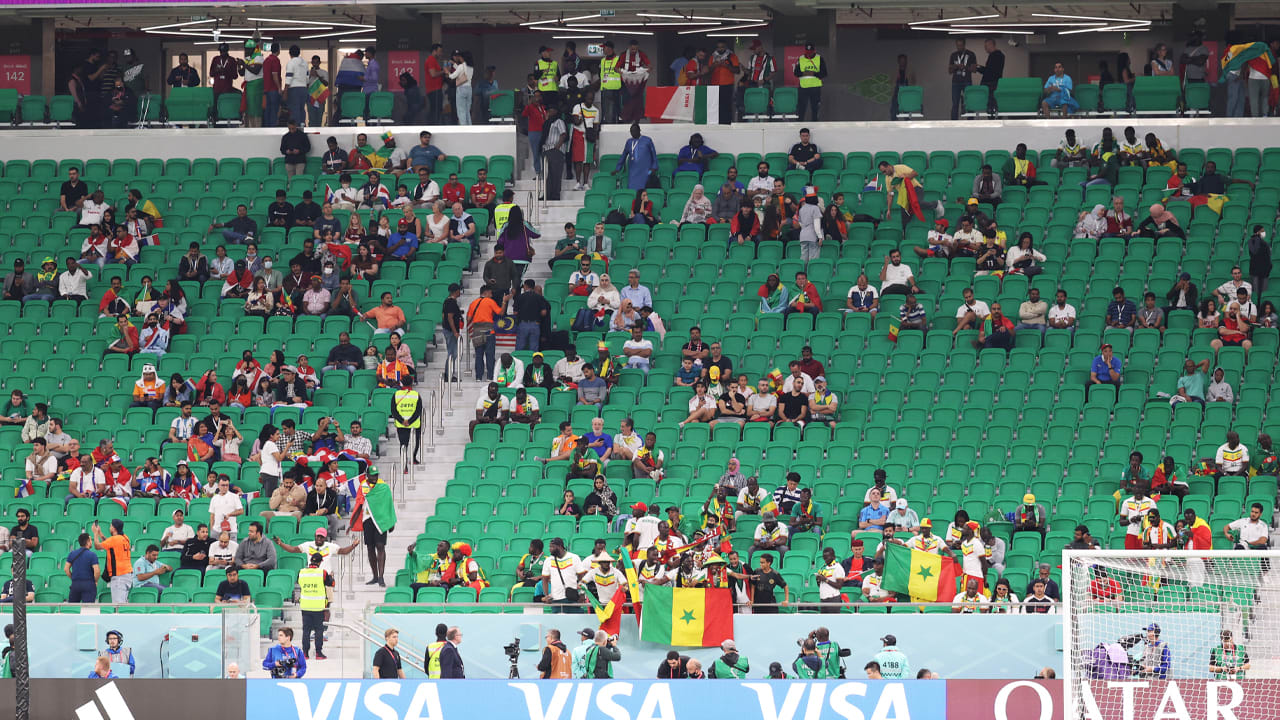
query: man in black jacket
439 626 465 678
324 332 363 375
976 38 1004 114
281 119 312 177
657 650 690 678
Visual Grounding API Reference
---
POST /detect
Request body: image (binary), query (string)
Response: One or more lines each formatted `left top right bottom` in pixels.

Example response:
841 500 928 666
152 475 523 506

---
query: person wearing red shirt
975 301 1016 350
1181 508 1212 550
681 49 710 87
441 174 466 205
209 42 243 98
102 457 135 498
522 91 548 179
707 40 741 125
423 43 446 123
262 42 283 128
1089 568 1122 601
469 168 497 213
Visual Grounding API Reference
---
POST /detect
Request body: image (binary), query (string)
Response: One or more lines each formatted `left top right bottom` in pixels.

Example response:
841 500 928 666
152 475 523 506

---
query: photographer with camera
814 627 850 678
709 639 749 679
792 638 823 679
580 630 620 679
263 628 307 678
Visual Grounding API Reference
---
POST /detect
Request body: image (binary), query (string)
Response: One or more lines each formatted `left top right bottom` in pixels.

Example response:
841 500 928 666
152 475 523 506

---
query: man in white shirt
957 522 987 591
568 258 599 293
58 258 92 300
1048 289 1077 332
955 577 990 613
746 162 776 203
78 190 109 228
284 45 310 126
539 538 583 605
209 529 239 568
815 547 846 612
625 503 662 551
1118 486 1156 550
65 453 105 503
552 346 586 385
1215 267 1252 307
878 249 919 295
160 509 196 551
1226 503 1270 549
411 168 440 208
1215 432 1250 476
785 362 816 394
953 287 991 334
611 418 644 462
735 477 770 519
951 217 982 255
169 403 197 443
622 326 653 372
208 476 244 541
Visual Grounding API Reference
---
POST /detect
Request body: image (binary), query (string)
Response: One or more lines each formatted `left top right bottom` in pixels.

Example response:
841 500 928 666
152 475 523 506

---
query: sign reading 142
0 55 31 94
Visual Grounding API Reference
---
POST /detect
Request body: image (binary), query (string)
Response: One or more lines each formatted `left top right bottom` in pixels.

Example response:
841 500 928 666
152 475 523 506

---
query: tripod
508 658 520 679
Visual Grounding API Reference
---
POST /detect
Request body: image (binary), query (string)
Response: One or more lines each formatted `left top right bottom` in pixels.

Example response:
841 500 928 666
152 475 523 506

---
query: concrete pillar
41 19 54 97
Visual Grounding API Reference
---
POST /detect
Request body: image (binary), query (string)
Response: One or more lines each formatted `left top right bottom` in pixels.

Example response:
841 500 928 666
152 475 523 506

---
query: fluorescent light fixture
141 19 213 32
1059 22 1151 34
1032 13 1149 23
908 14 1000 26
636 12 761 22
707 33 759 37
951 22 1107 27
520 14 599 26
913 26 1032 34
301 28 377 39
553 34 602 39
678 21 768 35
248 17 369 27
199 26 333 31
146 30 269 39
566 21 720 27
532 26 653 35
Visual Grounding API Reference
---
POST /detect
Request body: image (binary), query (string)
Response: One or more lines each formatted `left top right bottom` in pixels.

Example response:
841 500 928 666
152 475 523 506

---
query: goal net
1063 550 1280 720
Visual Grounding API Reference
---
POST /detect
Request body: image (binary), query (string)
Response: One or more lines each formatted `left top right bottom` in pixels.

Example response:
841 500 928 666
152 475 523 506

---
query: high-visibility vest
298 567 327 611
600 56 621 90
792 655 820 679
426 640 446 678
393 389 421 429
713 655 749 679
798 56 823 88
494 203 515 234
545 644 572 678
537 59 558 91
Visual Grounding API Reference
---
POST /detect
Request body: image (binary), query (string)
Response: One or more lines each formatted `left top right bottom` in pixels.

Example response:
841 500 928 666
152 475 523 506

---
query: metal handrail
328 619 427 676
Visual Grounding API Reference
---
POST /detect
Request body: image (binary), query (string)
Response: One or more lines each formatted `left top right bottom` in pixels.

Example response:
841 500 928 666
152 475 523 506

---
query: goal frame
1062 548 1280 720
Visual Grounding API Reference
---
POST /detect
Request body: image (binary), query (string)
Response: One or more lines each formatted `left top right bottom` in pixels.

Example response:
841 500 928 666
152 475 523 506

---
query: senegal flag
640 585 733 647
1220 43 1275 82
308 77 330 108
618 550 643 626
881 542 959 602
887 316 901 343
588 587 628 636
894 176 924 222
349 476 397 534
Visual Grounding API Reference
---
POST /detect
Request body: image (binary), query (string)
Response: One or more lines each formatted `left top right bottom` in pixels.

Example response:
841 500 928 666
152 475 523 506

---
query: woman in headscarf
583 474 618 519
586 273 621 315
679 184 713 225
757 273 789 314
718 457 747 491
1137 203 1186 240
193 370 225 407
1074 204 1108 240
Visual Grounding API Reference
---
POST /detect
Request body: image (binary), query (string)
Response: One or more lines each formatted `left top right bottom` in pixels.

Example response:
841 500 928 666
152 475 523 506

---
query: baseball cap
532 351 544 358
1023 493 1036 504
966 521 980 530
630 501 648 513
895 498 907 509
41 256 55 266
603 40 615 48
934 219 949 229
762 511 776 520
814 375 826 383
1144 623 1161 634
881 634 897 645
1100 343 1112 350
1179 272 1191 281
579 628 594 639
967 197 979 206
804 42 815 50
920 518 932 527
850 539 864 547
316 527 328 538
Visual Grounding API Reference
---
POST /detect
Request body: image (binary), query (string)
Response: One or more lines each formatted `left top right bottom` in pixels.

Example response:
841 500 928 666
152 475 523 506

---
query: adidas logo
74 681 136 720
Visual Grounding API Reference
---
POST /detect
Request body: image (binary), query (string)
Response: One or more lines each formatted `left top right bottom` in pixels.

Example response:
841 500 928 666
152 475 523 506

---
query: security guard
793 43 827 122
493 189 517 235
598 41 622 124
425 622 448 678
536 46 559 112
391 376 423 465
298 552 334 659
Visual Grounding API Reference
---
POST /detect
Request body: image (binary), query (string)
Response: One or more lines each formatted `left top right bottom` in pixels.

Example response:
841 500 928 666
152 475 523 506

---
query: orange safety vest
545 644 573 679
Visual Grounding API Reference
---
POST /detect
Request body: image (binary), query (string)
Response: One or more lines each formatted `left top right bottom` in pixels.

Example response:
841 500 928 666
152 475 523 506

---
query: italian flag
644 86 721 124
881 542 959 602
640 585 733 647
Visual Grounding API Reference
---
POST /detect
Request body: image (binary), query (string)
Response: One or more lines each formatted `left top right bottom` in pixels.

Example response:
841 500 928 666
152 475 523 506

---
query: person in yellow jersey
598 40 622 125
793 43 827 122
390 376 422 465
298 552 334 660
424 622 448 678
535 46 559 112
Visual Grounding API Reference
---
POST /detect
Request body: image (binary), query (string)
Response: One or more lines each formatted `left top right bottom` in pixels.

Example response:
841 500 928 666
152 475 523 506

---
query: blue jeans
264 90 281 127
222 229 250 244
287 87 308 124
455 85 473 125
1226 76 1245 117
475 333 495 380
951 83 966 120
1044 91 1079 114
443 329 459 379
528 131 544 178
516 321 540 351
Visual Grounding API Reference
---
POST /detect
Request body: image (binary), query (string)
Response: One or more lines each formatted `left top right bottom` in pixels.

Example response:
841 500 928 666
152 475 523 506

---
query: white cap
142 364 157 374
895 498 907 509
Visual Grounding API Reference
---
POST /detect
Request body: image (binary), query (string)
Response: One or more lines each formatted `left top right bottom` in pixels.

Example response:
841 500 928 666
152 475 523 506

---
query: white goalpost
1063 549 1280 720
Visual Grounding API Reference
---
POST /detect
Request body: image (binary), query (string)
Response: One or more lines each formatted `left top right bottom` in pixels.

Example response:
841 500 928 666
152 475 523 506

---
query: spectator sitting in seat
1105 196 1135 239
1207 367 1234 403
130 366 165 409
1215 266 1252 308
1001 144 1044 187
1151 456 1189 498
1216 432 1250 478
1210 302 1252 355
784 270 823 316
807 376 838 425
1225 502 1269 549
914 218 954 259
576 364 608 410
1074 204 1107 240
566 437 600 482
1014 494 1048 537
1090 343 1123 392
583 475 619 519
845 273 879 316
680 382 717 427
1137 292 1165 332
178 243 210 283
950 217 982 257
209 204 258 245
363 292 407 335
859 488 890 529
1137 204 1185 240
971 165 1002 206
1106 287 1137 331
730 202 761 246
679 185 713 225
898 294 927 331
508 388 540 426
884 498 919 533
1014 288 1048 335
879 249 920 295
713 182 743 223
757 273 788 314
953 287 990 335
973 228 1005 276
469 382 508 438
1041 62 1079 115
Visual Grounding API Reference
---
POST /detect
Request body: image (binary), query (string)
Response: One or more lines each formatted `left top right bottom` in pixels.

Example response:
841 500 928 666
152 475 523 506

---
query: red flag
599 587 627 636
900 177 925 222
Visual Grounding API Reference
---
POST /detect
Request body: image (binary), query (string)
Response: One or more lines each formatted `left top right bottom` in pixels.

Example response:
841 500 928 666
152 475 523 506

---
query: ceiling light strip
635 12 762 22
678 22 768 35
707 33 759 37
908 14 1000 26
247 17 369 27
532 26 653 35
140 19 213 32
566 21 721 27
301 28 377 39
950 22 1107 27
1059 22 1152 35
1032 13 1150 23
553 35 603 39
520 14 599 26
913 26 1032 34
